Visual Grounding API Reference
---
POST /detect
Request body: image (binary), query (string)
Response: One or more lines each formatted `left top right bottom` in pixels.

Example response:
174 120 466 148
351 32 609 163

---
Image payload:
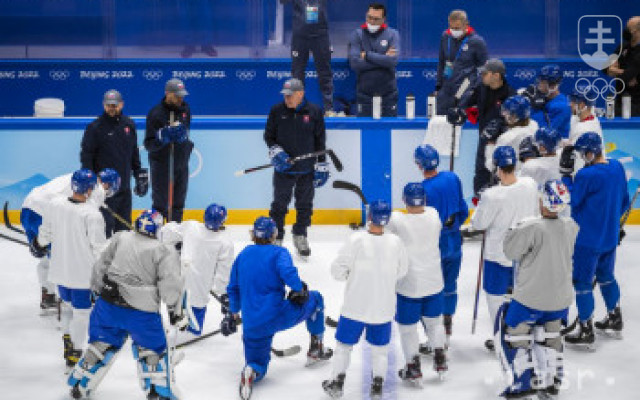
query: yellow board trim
3 209 640 226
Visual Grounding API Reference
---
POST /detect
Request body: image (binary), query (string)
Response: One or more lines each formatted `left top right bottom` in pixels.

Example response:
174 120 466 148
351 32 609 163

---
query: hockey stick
3 201 25 234
332 180 368 230
325 316 338 328
209 291 301 357
100 205 134 231
620 186 640 228
0 232 29 246
168 112 176 222
449 77 471 171
235 148 343 176
471 234 486 334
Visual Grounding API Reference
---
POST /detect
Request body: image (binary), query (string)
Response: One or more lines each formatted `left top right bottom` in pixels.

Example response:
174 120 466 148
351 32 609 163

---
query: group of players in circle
18 73 628 400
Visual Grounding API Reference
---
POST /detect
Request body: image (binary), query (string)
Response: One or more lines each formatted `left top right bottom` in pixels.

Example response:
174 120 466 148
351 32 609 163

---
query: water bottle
372 96 382 119
427 94 436 118
622 94 631 119
406 94 415 119
605 96 615 119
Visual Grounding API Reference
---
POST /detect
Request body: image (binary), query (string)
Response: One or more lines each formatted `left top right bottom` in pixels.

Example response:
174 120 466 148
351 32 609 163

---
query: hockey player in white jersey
520 128 562 185
160 203 234 337
68 209 190 400
387 183 447 385
323 200 408 399
485 95 538 172
32 169 108 368
471 146 538 351
568 89 603 145
21 169 119 311
496 180 578 399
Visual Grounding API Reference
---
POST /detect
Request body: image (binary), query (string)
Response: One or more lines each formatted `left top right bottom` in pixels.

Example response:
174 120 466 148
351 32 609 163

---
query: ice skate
398 355 423 386
293 234 311 258
370 376 384 399
433 348 448 380
564 319 595 351
306 335 332 366
239 365 256 400
594 307 623 339
322 373 345 398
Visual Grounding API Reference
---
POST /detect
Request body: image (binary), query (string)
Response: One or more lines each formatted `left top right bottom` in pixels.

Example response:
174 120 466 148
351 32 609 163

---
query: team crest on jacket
124 126 130 135
303 115 310 123
380 39 388 47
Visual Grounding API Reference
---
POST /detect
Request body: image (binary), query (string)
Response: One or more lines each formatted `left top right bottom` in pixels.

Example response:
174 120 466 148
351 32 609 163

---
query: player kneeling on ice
496 180 577 399
388 183 448 385
224 216 331 400
68 209 193 400
323 200 408 399
161 203 234 339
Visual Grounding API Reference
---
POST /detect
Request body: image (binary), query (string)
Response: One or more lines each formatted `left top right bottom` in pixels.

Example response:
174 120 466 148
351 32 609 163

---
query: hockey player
517 136 540 165
519 128 562 186
414 145 468 345
568 89 603 145
560 132 629 348
323 200 408 399
21 169 119 312
485 95 538 172
160 203 234 336
471 146 538 351
496 180 578 399
224 216 332 400
68 209 190 400
31 169 107 368
527 65 572 139
387 183 447 385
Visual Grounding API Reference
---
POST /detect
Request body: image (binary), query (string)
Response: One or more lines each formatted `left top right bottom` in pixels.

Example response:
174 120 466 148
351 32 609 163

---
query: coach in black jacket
80 89 148 235
143 79 193 223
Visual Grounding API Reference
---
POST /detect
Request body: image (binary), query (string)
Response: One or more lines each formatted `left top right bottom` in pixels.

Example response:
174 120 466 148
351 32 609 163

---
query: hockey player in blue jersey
496 180 578 399
560 132 630 349
527 65 571 139
224 216 332 400
68 209 192 400
414 144 468 347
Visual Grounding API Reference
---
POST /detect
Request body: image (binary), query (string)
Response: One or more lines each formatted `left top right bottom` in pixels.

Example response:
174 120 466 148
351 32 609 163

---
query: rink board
1 117 639 224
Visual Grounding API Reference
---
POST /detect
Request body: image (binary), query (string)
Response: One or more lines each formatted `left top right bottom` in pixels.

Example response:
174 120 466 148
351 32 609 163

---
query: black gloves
134 168 149 197
481 119 505 142
288 282 309 306
446 107 467 126
169 308 189 331
29 238 48 258
221 313 238 336
219 293 230 315
559 146 576 176
522 84 547 111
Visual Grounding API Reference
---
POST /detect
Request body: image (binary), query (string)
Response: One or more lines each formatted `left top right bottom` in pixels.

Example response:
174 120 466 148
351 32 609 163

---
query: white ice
1 225 639 400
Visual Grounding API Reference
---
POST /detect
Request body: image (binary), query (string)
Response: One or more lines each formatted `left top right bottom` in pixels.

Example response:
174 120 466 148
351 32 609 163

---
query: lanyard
447 36 469 62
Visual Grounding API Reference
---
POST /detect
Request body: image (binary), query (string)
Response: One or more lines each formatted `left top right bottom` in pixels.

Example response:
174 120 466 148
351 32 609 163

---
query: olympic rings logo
574 77 625 102
333 70 349 80
142 70 163 81
49 70 70 81
236 70 257 81
422 69 437 79
513 69 537 80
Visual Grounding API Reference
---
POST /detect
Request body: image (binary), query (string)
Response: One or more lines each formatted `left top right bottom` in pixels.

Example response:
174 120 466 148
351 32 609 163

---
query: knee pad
68 342 120 397
132 345 176 399
532 320 564 389
496 310 537 396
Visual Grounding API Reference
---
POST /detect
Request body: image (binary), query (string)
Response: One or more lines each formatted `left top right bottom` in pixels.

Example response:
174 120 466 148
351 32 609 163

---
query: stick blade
273 345 302 357
325 316 338 328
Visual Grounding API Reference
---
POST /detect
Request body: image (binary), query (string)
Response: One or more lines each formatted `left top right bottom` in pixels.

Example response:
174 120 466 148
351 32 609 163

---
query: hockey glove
522 84 547 111
481 119 505 142
559 145 576 176
519 136 540 162
221 313 238 336
288 282 309 306
313 162 330 188
29 238 48 258
219 293 230 315
133 168 149 197
169 123 188 143
157 126 173 145
446 107 467 126
269 146 292 173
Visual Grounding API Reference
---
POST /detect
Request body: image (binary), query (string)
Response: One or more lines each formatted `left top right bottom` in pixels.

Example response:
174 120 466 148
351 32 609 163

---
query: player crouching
495 180 578 399
68 210 192 400
224 216 332 400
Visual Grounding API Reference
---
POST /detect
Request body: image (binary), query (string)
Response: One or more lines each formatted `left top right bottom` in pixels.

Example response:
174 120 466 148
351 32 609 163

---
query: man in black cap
144 78 193 223
264 78 329 257
81 89 148 234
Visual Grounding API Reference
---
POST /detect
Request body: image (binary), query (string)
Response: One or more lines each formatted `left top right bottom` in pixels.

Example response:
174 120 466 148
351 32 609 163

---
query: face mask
450 29 464 39
623 27 632 42
367 23 381 34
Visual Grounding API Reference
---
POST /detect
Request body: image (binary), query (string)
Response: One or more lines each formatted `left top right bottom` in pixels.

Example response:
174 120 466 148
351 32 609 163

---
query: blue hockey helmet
204 203 227 231
414 144 439 170
253 216 277 239
493 146 517 168
368 199 392 226
135 209 164 237
540 179 570 213
98 168 121 198
538 64 562 84
518 136 539 162
71 168 97 195
534 127 562 153
402 182 426 207
501 95 531 121
574 132 603 157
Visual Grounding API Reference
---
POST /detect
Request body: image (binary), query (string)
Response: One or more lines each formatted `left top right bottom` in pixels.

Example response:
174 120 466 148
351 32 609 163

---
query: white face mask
367 23 381 34
450 29 464 39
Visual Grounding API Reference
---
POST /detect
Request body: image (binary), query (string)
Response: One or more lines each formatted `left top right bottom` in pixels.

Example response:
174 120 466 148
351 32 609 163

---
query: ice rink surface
1 225 639 400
